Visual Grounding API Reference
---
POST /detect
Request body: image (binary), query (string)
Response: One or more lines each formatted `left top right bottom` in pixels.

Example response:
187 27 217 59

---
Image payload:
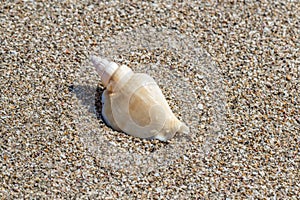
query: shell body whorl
92 56 189 141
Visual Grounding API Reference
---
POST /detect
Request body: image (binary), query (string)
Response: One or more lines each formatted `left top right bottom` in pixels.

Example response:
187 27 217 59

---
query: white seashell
90 55 189 141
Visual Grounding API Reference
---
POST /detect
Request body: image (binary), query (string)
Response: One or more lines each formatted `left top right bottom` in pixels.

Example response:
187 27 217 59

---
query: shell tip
174 123 191 142
90 55 99 66
90 55 110 75
179 123 189 135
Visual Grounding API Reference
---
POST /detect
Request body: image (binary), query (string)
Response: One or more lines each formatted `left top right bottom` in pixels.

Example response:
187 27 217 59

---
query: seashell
90 55 189 141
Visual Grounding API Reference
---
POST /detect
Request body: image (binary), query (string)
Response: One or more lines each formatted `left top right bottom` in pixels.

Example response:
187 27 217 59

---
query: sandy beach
1 1 299 199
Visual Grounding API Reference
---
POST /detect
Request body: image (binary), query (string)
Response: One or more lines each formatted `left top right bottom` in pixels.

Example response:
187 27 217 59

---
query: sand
1 0 299 199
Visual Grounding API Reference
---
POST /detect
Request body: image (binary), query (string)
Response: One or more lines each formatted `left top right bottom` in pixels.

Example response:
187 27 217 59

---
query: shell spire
90 55 119 87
